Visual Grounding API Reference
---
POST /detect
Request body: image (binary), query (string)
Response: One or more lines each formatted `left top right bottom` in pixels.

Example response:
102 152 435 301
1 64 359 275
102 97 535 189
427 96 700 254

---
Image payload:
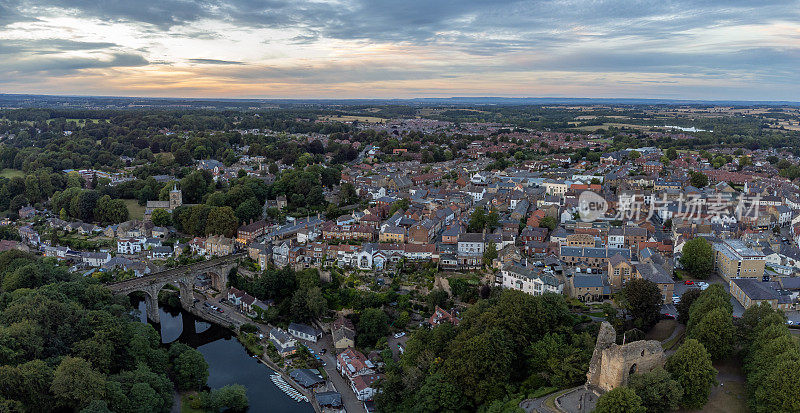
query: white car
394 332 406 339
672 295 681 304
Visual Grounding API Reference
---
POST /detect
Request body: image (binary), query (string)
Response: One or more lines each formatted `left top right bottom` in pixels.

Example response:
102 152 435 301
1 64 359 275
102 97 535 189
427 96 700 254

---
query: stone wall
585 321 665 392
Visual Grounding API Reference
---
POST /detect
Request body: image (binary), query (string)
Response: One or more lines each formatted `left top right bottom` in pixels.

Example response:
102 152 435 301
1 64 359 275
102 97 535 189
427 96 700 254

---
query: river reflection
133 299 312 413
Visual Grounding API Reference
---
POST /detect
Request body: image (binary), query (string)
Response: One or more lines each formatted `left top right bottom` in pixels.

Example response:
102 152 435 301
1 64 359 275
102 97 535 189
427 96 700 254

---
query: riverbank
133 298 314 413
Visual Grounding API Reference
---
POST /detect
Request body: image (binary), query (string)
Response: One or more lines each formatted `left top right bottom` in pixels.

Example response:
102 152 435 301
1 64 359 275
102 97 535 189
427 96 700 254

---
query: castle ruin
585 321 665 392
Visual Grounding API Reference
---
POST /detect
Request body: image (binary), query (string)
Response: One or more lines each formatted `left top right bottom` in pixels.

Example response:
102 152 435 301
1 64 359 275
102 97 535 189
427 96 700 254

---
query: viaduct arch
107 253 245 323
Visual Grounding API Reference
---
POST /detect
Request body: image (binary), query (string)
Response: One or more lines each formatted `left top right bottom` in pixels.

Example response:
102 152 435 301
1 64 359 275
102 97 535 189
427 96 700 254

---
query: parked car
394 332 406 339
673 295 681 304
684 280 694 285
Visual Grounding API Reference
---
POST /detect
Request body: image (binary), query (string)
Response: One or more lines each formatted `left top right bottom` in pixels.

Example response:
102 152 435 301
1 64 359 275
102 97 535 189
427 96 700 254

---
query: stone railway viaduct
107 253 246 323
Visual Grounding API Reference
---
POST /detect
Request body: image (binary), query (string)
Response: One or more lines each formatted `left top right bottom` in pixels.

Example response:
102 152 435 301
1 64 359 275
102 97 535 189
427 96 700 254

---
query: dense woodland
0 250 249 412
376 291 597 412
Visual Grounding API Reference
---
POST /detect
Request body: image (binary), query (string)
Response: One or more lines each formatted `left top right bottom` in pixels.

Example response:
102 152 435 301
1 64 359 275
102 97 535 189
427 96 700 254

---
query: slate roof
732 278 780 301
289 369 325 388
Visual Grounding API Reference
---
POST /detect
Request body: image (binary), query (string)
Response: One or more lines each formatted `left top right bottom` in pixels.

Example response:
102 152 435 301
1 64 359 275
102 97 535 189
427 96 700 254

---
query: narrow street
308 334 366 413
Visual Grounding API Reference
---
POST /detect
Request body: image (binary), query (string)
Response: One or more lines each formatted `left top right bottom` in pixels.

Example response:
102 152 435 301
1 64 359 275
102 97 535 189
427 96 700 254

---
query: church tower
169 184 182 210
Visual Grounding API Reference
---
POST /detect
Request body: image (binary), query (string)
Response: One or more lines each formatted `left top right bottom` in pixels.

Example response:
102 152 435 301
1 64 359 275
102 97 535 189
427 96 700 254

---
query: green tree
628 150 641 160
171 347 209 391
94 195 129 225
151 209 172 227
72 190 101 222
594 386 645 413
620 279 662 329
628 367 683 413
51 357 106 410
174 148 193 166
357 308 389 348
689 171 709 188
483 242 498 266
415 372 467 412
67 171 84 188
467 208 486 232
205 206 239 237
211 384 249 411
666 148 678 160
675 288 702 325
679 237 713 278
687 306 734 360
235 198 262 224
538 216 556 231
687 284 733 331
665 339 716 409
180 171 210 204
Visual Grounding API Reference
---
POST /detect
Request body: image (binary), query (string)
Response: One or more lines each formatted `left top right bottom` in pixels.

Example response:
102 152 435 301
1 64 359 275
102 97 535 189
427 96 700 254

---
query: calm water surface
133 299 312 413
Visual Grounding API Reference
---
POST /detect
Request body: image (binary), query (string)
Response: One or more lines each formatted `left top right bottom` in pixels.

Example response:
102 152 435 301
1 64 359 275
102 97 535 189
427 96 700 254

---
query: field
46 118 100 126
123 199 145 220
573 122 656 131
0 168 24 178
319 115 386 123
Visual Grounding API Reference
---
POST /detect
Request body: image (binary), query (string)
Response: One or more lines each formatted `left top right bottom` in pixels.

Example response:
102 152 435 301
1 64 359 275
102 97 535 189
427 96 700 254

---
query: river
133 298 313 413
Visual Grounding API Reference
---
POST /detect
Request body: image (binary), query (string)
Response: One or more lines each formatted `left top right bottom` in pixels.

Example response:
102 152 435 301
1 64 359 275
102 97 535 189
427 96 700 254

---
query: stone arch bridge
107 253 246 323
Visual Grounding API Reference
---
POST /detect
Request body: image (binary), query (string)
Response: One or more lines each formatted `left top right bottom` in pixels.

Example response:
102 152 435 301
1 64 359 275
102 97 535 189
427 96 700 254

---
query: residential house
288 322 322 343
269 328 297 356
206 235 235 256
332 317 356 350
500 263 563 296
81 252 111 267
568 274 611 302
117 238 145 254
429 306 460 326
236 220 266 246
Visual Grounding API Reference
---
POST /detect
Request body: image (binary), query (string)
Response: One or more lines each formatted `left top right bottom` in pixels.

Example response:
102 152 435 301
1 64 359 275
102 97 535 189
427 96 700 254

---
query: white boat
269 374 309 402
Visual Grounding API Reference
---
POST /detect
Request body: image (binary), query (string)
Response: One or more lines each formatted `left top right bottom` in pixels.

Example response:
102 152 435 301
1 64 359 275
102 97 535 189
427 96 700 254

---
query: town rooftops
316 391 342 407
289 369 325 388
731 278 781 301
288 322 319 337
458 233 484 243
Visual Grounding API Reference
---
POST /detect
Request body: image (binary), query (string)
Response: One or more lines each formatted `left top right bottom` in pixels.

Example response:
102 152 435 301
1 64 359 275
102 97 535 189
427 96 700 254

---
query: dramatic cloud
0 0 798 99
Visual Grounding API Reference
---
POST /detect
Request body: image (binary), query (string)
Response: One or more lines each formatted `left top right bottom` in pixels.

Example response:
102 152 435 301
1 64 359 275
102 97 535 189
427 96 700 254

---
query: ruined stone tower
585 321 665 392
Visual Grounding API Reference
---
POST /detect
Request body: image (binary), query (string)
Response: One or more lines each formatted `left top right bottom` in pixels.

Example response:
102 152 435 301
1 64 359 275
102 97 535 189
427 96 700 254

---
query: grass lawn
646 319 677 341
123 199 145 220
682 357 748 413
662 329 685 351
0 168 24 178
180 393 204 413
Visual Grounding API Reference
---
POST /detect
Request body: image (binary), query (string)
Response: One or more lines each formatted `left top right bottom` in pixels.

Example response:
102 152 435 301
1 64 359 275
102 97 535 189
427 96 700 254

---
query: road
307 335 366 413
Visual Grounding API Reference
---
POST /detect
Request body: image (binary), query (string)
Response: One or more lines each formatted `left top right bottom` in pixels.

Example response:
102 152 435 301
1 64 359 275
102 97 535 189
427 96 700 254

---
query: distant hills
1 93 798 109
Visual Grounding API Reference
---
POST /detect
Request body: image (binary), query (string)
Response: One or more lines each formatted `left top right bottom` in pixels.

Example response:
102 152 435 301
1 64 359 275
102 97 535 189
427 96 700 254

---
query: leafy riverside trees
0 250 246 412
376 290 596 411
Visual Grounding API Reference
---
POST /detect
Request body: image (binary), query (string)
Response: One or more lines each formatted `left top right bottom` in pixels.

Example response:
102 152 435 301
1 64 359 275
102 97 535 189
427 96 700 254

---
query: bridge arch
107 254 244 323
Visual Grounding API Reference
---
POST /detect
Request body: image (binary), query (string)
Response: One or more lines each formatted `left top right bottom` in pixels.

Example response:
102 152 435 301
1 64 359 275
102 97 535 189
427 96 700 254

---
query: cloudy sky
0 0 799 99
